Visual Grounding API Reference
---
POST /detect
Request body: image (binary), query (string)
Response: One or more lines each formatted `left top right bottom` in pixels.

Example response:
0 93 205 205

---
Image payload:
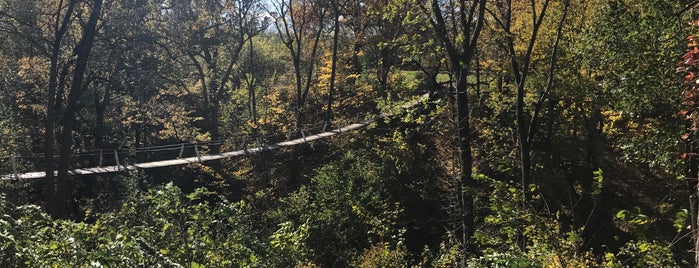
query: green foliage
0 193 152 267
616 209 650 226
605 240 678 268
580 0 682 116
428 239 462 268
605 116 683 174
616 207 651 240
576 0 684 174
467 252 534 268
353 242 411 268
591 168 604 199
269 220 311 265
272 149 407 266
471 175 600 267
0 181 298 267
0 150 418 266
673 209 688 233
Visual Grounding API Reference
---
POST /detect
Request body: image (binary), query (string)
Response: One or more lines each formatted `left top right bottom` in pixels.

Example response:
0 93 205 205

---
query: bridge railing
0 93 429 180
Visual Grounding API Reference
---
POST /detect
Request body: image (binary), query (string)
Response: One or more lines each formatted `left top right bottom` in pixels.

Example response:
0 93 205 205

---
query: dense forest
0 0 696 266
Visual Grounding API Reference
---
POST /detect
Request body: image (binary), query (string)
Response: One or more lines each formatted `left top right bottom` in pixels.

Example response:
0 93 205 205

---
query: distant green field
397 70 478 88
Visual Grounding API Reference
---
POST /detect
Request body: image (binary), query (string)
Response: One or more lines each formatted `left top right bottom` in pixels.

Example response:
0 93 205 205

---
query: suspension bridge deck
1 94 429 180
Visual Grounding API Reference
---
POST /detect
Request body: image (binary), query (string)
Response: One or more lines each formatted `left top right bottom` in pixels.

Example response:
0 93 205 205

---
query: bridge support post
241 136 248 152
10 155 18 180
178 143 185 159
114 150 120 171
194 145 201 162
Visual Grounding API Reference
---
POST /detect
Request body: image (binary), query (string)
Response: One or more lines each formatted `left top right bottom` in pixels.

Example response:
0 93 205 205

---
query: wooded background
0 0 696 266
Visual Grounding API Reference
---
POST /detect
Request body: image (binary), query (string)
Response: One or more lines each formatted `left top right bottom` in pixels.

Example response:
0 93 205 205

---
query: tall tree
0 0 90 217
53 0 104 218
323 0 340 128
361 0 406 95
488 0 569 202
420 0 487 259
272 0 327 129
40 1 76 215
162 0 266 152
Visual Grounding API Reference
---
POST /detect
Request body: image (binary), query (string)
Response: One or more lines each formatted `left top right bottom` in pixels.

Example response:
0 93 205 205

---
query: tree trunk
454 66 475 252
54 0 103 219
502 0 554 203
45 0 77 218
324 0 340 130
428 0 486 259
94 83 105 149
248 38 257 122
516 84 531 200
45 40 60 217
